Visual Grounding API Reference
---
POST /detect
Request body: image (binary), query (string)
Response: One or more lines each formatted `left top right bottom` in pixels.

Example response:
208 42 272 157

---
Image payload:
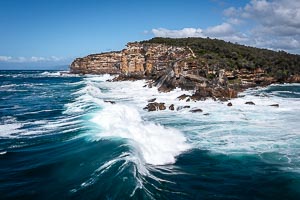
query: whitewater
0 70 300 200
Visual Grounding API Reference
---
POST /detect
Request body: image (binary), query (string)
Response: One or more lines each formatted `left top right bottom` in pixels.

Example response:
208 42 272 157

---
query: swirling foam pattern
0 70 300 199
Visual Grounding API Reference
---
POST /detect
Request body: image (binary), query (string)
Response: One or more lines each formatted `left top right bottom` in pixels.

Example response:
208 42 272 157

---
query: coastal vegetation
142 37 300 81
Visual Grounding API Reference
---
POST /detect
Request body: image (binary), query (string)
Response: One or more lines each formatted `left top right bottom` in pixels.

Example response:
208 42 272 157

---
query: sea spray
90 104 191 165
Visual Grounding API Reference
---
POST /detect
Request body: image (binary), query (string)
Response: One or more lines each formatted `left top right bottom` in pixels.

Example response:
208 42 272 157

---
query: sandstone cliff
70 42 193 75
70 39 300 101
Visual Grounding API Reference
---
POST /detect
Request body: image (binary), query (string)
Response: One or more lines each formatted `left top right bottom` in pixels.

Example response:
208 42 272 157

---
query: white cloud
151 23 243 43
203 23 234 37
152 28 204 38
0 56 12 61
227 0 300 51
223 7 240 17
151 0 300 53
226 18 243 25
0 56 65 63
242 0 300 29
30 56 46 62
254 36 300 50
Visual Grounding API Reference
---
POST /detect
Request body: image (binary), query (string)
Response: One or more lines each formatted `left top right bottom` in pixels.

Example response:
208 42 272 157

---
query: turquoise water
0 70 300 199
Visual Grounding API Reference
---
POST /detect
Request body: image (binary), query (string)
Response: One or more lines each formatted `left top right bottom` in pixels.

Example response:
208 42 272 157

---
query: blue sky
0 0 299 69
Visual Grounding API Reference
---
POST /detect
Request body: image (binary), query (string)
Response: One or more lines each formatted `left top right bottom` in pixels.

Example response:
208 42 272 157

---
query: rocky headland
70 37 300 108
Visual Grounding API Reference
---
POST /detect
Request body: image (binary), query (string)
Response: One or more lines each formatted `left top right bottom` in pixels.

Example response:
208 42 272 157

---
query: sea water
0 70 300 199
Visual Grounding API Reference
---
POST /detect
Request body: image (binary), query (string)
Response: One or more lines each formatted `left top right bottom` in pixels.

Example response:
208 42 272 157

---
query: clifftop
70 37 300 101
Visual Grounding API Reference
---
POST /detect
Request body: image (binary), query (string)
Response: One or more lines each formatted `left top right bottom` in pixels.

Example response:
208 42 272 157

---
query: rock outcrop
70 39 300 101
144 102 166 111
70 42 242 100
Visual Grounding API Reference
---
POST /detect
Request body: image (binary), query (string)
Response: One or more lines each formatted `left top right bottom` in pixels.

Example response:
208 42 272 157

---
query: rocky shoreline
70 39 300 110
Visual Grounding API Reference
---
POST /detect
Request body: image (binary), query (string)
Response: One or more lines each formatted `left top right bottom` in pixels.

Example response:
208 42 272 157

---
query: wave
39 71 81 77
0 113 83 138
64 74 300 178
89 104 191 165
0 123 23 138
66 75 191 166
40 71 66 77
0 84 18 88
64 86 104 114
85 74 115 82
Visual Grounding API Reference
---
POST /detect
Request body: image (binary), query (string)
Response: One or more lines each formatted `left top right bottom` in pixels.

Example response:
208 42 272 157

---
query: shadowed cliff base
70 37 300 102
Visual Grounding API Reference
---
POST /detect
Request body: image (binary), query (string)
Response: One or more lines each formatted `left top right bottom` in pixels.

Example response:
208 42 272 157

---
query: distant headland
70 37 300 102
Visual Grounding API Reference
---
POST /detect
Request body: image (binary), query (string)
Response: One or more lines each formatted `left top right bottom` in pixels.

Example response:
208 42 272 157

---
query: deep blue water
0 70 300 200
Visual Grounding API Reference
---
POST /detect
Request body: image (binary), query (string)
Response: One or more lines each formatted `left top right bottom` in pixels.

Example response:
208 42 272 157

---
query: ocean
0 70 300 200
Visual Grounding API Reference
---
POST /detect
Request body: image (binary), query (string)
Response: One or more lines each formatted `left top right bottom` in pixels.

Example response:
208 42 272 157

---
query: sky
0 0 300 69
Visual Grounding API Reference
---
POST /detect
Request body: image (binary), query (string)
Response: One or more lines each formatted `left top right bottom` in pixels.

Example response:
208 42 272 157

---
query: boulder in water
144 102 166 112
169 104 174 111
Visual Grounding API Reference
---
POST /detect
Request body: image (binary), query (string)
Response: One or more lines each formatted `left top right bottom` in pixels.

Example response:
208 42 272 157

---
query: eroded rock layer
70 41 300 101
70 42 193 75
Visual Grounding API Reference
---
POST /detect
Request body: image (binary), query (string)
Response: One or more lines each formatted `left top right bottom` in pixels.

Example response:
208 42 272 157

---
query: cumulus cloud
226 0 300 33
152 28 204 38
0 56 12 62
223 0 300 50
151 23 246 44
203 23 234 37
151 0 300 53
0 56 64 63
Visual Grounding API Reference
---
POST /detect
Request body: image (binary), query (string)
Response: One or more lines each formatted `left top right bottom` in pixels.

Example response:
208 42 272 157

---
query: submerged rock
104 100 116 104
177 94 190 101
177 106 191 111
269 104 279 107
245 101 255 105
227 102 233 106
190 108 203 113
169 104 175 111
148 98 156 102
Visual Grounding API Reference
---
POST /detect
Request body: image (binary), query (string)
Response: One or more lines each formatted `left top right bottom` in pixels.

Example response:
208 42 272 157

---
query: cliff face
70 42 193 75
71 51 122 74
70 42 218 93
70 40 300 101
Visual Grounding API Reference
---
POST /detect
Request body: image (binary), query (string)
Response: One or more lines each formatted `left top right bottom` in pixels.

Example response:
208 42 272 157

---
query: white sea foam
40 71 62 76
0 84 17 88
0 123 23 138
85 74 115 82
90 104 191 165
0 117 23 138
63 77 111 114
40 71 78 77
0 113 83 138
70 75 300 171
